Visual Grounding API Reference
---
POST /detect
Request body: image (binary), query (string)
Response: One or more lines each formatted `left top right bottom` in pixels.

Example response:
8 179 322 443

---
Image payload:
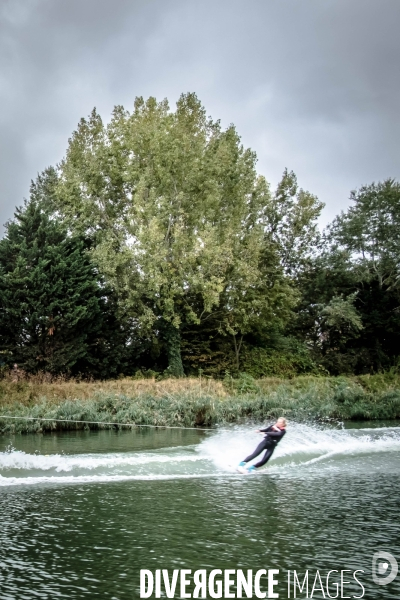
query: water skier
237 417 287 474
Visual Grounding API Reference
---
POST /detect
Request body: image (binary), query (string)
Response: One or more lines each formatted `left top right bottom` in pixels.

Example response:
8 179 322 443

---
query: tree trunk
233 334 243 372
163 320 185 377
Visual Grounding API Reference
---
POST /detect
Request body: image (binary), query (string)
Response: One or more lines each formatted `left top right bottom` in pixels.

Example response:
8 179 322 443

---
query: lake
0 422 399 598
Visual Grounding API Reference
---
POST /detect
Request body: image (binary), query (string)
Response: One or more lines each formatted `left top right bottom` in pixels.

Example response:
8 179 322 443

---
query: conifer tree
0 184 107 375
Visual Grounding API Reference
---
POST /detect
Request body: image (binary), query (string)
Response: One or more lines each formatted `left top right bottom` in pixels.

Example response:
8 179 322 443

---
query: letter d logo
372 551 398 586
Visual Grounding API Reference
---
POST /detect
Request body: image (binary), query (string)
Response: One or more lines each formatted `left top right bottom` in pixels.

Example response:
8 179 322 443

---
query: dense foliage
296 180 400 374
1 94 399 378
0 175 134 376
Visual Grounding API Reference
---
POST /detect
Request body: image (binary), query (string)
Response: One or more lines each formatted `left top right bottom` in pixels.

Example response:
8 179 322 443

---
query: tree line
1 93 399 378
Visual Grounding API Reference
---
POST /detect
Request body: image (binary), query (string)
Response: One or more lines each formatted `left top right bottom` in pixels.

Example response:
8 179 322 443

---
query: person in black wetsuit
238 417 287 473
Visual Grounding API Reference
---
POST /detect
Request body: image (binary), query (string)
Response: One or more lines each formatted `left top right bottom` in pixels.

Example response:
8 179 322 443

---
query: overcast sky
1 0 399 232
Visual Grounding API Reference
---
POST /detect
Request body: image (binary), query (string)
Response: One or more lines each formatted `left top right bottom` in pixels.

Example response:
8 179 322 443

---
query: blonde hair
278 417 287 427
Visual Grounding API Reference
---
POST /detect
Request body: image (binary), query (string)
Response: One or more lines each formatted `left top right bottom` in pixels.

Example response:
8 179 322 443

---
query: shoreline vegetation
1 373 400 434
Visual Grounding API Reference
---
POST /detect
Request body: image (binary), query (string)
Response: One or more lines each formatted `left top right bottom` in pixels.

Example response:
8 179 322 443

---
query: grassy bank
1 373 400 434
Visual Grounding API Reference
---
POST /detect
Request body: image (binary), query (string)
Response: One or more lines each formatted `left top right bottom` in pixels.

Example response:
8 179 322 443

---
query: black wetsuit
243 425 286 468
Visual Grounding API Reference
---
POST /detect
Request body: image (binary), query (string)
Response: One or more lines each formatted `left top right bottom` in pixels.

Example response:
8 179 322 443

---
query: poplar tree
55 94 292 375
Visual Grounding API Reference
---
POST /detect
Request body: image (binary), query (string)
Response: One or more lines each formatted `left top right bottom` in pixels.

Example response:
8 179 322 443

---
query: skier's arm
263 430 284 438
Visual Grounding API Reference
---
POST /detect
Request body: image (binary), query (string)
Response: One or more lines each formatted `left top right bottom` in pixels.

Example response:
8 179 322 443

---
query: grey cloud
1 0 399 231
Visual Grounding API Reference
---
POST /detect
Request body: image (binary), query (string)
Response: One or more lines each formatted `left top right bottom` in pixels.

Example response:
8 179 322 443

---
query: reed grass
0 373 227 406
1 372 400 434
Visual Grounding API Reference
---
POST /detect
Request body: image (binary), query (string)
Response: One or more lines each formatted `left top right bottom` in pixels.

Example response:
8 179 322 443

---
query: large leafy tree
0 177 120 375
330 179 400 290
329 180 400 370
55 93 302 375
294 179 400 373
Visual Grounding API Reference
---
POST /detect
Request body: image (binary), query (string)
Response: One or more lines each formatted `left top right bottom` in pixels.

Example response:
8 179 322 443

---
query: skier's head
277 417 287 428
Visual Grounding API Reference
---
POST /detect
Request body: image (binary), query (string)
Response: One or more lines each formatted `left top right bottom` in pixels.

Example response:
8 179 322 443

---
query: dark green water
0 423 399 599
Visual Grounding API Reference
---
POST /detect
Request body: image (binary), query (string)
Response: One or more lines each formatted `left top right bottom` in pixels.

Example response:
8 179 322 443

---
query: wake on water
1 423 400 486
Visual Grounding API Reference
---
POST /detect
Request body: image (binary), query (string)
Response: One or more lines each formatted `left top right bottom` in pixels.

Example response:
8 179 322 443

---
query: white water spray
1 423 399 486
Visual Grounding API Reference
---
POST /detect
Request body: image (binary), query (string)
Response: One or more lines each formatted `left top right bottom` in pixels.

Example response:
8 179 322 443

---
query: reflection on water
0 423 399 598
